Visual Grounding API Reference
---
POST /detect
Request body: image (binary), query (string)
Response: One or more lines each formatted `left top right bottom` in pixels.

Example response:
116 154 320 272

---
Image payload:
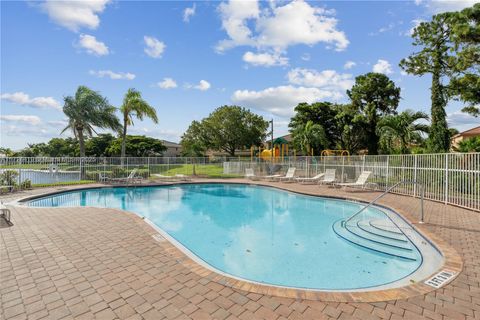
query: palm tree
62 86 121 157
377 109 429 154
455 137 480 152
120 88 158 158
292 120 326 156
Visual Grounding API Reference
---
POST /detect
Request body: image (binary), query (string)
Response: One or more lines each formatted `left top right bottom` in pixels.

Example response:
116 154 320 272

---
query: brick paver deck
1 180 479 319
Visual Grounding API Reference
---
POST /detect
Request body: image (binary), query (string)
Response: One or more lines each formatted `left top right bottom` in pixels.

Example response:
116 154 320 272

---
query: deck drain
152 234 166 242
424 270 456 288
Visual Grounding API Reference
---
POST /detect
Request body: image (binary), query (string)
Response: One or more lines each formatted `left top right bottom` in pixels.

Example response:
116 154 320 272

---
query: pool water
28 184 422 290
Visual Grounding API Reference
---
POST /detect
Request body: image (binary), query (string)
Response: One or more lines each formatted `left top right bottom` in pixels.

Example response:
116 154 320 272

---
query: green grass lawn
32 180 96 188
154 164 241 178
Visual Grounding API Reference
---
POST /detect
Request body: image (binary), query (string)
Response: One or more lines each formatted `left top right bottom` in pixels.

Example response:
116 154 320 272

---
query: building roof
271 134 292 142
452 126 480 139
162 140 181 148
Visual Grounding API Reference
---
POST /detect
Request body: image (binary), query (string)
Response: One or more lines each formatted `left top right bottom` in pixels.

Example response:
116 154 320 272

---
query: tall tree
180 120 208 156
447 4 480 117
333 104 368 154
377 110 430 154
399 10 461 152
347 73 401 155
288 102 339 150
120 88 158 158
291 120 326 156
181 106 268 156
62 86 121 157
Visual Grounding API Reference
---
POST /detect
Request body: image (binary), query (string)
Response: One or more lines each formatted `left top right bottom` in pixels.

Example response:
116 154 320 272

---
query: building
451 126 480 150
162 140 182 157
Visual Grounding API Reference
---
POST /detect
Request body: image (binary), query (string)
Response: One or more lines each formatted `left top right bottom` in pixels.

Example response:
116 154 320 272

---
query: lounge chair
319 169 336 185
175 174 192 181
294 172 325 184
98 173 109 183
109 168 140 184
153 174 178 181
245 168 259 181
0 202 11 223
336 171 372 190
261 173 282 181
273 168 296 182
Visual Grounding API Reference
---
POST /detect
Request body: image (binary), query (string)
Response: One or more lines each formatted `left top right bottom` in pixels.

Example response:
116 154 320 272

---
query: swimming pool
26 183 443 291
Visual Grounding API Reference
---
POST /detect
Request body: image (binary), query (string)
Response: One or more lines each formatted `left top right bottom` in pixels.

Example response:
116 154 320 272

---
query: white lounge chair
295 172 325 184
153 174 178 181
319 169 336 185
245 168 259 180
336 171 372 190
1 202 11 223
273 168 296 182
109 168 140 184
175 174 192 181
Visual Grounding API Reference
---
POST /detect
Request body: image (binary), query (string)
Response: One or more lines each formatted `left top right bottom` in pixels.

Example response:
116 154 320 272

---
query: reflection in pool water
28 184 422 290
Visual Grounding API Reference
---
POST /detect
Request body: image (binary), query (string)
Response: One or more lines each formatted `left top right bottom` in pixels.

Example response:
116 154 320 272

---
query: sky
1 0 478 150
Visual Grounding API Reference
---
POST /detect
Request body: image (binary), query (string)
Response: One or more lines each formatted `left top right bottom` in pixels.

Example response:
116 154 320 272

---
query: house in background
451 126 480 151
162 140 182 157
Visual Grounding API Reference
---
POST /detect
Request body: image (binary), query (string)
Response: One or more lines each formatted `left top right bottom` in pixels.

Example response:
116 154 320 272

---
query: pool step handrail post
344 180 425 225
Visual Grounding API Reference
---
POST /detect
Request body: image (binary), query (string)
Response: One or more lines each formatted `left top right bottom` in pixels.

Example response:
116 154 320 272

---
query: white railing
0 153 479 212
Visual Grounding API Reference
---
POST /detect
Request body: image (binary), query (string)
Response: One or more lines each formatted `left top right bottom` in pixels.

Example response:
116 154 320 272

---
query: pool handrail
343 180 425 225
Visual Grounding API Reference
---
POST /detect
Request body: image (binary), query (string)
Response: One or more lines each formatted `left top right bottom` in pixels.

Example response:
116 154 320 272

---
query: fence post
445 153 449 204
413 154 418 197
18 157 22 186
362 155 366 173
341 156 345 183
147 157 150 177
385 155 389 191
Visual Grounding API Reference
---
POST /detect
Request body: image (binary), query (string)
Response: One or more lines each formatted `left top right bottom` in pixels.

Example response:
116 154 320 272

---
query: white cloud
418 0 477 13
216 0 348 53
77 34 109 56
287 68 354 92
41 0 110 32
447 112 479 129
369 22 395 36
242 51 288 67
373 59 393 74
194 80 211 91
405 19 426 36
343 60 356 70
183 4 196 22
89 70 135 80
0 115 42 125
232 85 343 117
1 92 61 110
157 78 178 89
144 36 166 58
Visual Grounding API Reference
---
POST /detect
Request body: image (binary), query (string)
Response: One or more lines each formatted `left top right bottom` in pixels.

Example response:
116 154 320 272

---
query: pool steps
332 217 418 261
357 220 406 241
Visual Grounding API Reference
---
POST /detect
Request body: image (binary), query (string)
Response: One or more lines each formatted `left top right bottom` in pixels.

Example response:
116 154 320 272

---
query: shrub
0 170 18 187
20 179 32 189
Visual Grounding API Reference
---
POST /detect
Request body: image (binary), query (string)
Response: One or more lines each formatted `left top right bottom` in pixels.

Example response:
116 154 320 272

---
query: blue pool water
28 184 422 290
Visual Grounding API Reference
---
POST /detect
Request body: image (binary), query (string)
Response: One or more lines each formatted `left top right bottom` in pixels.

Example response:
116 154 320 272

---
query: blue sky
1 0 478 150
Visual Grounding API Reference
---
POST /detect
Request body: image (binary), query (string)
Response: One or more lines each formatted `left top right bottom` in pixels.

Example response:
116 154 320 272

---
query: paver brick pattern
1 180 479 319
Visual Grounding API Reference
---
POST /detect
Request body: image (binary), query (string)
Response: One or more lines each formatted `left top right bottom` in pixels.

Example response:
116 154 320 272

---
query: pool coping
10 181 464 302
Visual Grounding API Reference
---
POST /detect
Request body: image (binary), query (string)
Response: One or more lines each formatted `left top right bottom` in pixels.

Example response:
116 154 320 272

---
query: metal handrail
343 180 425 225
